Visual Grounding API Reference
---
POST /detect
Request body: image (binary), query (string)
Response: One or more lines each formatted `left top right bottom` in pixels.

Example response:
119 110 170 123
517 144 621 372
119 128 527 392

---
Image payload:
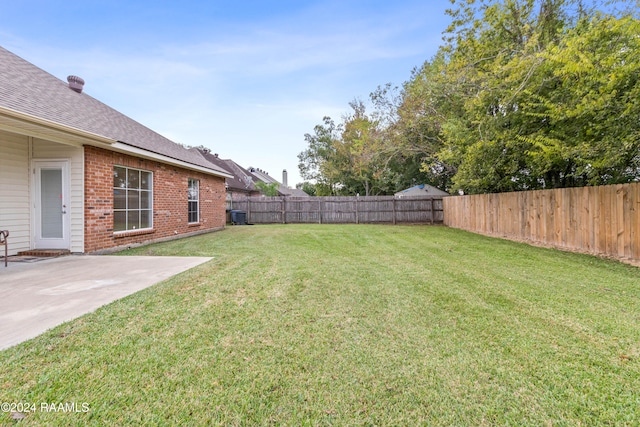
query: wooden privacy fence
228 196 445 225
443 183 640 262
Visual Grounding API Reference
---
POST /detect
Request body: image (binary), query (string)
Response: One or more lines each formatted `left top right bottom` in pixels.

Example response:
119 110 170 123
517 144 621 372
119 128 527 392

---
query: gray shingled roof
394 184 449 197
248 167 308 196
198 150 259 193
0 45 230 176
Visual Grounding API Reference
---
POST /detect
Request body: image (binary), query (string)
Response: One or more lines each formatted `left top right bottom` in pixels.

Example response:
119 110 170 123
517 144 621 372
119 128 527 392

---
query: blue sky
1 1 451 187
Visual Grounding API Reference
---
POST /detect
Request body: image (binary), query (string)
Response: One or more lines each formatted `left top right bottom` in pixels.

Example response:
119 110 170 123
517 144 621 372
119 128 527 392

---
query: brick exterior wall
84 145 226 252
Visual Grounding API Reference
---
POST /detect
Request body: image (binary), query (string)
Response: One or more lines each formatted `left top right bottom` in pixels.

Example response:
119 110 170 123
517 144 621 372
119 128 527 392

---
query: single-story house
394 184 449 198
0 46 233 255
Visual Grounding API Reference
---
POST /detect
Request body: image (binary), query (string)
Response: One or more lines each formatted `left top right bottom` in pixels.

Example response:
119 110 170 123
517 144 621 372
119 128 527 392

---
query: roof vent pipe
283 169 288 187
67 75 85 93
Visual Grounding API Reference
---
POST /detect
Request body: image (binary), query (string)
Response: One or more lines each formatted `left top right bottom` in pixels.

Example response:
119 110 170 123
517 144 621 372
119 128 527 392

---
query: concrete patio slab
0 255 212 350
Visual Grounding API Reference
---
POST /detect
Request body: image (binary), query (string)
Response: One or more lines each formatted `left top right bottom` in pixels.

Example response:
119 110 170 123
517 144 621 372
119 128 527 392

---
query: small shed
395 184 449 198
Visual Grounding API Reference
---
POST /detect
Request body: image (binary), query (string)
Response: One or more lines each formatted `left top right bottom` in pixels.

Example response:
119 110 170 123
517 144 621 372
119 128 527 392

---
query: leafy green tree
297 182 317 196
300 0 640 195
297 117 343 195
298 102 386 196
521 14 640 185
436 0 571 193
255 181 279 196
433 0 640 193
337 99 383 196
298 90 448 196
390 57 456 192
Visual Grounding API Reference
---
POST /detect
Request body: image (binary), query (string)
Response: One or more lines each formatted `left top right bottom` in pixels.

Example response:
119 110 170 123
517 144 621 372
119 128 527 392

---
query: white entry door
33 161 70 249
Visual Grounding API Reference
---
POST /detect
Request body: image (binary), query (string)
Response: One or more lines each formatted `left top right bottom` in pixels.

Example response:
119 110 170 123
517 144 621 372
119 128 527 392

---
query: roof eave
111 141 234 179
0 107 232 179
0 106 116 147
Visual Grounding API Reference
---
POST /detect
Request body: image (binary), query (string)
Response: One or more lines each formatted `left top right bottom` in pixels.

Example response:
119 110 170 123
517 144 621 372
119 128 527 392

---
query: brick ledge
113 229 155 238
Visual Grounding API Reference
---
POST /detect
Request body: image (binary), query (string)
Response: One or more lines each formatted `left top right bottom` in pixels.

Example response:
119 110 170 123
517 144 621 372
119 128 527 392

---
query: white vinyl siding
0 131 30 255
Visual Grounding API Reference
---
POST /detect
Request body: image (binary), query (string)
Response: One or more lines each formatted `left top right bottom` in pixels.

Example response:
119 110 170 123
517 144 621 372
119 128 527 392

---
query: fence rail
443 183 640 262
227 196 445 225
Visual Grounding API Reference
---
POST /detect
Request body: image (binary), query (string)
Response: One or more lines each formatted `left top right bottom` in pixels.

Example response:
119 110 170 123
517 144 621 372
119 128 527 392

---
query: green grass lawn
1 224 639 426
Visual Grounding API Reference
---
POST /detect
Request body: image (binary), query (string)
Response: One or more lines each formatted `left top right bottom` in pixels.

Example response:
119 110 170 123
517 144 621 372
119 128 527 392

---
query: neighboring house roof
0 45 231 178
286 188 310 197
248 167 279 186
394 184 449 197
247 167 308 197
197 149 258 194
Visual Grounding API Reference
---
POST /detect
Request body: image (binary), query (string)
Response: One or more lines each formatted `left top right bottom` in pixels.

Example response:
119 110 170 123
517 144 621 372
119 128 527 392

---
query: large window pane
127 210 140 230
114 189 126 210
114 166 126 188
128 169 140 189
140 191 151 209
41 169 63 238
140 210 151 229
113 211 127 231
188 201 198 223
140 171 151 190
127 189 140 210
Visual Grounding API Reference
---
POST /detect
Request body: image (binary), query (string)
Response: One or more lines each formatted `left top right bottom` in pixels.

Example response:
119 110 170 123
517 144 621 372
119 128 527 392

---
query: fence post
319 198 322 224
282 197 286 224
393 197 397 225
430 198 434 225
355 196 359 224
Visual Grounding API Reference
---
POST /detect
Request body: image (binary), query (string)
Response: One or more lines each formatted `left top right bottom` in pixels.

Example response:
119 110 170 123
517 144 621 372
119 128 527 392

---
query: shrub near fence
443 183 640 263
228 196 445 225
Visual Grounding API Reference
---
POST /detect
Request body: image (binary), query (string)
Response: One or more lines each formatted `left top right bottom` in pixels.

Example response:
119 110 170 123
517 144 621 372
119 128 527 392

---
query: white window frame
113 166 153 232
188 178 200 224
